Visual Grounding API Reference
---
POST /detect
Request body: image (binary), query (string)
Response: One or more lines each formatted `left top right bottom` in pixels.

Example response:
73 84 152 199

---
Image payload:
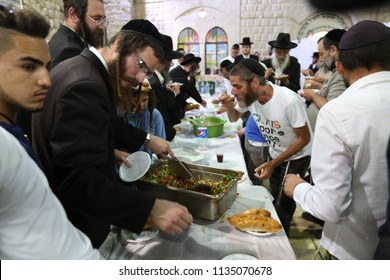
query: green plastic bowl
190 116 227 138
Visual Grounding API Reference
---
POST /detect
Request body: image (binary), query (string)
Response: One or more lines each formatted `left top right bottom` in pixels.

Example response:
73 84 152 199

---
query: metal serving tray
137 159 243 221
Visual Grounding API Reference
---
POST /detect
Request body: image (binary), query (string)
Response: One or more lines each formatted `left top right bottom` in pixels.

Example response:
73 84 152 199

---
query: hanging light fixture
197 7 207 19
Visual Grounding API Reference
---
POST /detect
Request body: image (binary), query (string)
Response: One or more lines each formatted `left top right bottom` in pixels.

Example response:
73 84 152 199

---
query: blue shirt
0 122 43 170
244 114 267 143
125 108 166 157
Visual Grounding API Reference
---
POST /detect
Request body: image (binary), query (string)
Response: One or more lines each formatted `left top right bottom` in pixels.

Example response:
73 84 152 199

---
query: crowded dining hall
1 0 390 267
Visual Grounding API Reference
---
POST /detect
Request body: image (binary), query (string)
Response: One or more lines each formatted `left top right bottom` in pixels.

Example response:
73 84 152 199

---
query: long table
98 112 296 260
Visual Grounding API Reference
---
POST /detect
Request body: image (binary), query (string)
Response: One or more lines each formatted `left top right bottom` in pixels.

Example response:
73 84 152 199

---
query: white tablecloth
99 112 296 260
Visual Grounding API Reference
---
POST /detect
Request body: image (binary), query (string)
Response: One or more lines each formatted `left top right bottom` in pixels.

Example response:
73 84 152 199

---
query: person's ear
335 60 344 76
330 45 338 56
251 77 259 88
68 7 80 25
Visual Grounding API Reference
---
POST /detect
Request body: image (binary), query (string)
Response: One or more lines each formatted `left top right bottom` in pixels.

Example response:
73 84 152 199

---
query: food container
137 159 243 221
190 116 226 138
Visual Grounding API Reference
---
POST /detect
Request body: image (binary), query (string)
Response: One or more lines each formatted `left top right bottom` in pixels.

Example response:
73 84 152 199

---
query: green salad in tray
143 169 235 195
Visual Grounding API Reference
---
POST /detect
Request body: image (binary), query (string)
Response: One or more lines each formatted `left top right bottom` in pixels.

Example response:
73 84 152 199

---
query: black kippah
240 58 265 76
120 19 162 44
339 20 390 50
220 59 232 68
325 29 346 43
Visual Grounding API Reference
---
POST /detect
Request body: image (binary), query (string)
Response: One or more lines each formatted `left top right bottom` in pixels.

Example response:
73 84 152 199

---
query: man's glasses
86 15 109 27
135 52 154 79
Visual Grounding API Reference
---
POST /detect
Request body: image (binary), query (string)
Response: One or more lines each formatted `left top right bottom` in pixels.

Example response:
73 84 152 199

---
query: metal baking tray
137 159 243 221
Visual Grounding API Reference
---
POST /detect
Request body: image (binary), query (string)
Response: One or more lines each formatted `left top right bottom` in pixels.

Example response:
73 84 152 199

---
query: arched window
178 28 200 56
205 27 228 74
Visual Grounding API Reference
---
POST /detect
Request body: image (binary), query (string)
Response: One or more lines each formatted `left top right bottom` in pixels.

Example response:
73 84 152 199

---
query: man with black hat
234 37 259 64
220 58 312 236
261 33 301 92
148 34 183 141
169 53 206 119
284 20 390 259
308 52 320 76
300 29 347 132
32 19 193 248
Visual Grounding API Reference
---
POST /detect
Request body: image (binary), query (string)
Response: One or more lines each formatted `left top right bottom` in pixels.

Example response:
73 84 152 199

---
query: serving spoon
175 158 213 194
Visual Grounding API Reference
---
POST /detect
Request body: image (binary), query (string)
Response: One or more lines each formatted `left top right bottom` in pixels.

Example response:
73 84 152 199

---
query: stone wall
22 0 63 39
19 0 390 67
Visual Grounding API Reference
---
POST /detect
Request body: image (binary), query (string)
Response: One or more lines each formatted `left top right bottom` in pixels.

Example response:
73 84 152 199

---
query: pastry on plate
228 208 282 233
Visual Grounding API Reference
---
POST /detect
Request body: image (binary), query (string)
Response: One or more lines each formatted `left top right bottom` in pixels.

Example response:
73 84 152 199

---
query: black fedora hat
312 52 319 58
268 33 297 49
239 37 253 45
180 53 201 65
161 34 183 60
120 19 162 44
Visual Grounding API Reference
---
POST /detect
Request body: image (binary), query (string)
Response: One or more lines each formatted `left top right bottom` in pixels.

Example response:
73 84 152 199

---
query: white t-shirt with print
236 83 312 160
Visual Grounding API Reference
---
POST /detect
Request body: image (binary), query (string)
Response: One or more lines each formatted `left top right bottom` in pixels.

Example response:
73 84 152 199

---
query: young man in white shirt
0 6 99 259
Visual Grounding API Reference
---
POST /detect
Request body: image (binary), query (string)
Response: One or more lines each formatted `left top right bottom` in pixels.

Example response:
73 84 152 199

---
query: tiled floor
289 207 327 259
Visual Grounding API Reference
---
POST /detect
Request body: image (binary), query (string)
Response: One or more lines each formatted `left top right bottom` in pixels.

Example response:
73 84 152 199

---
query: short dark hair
0 6 50 53
338 38 390 71
232 44 239 49
63 0 87 19
63 0 104 19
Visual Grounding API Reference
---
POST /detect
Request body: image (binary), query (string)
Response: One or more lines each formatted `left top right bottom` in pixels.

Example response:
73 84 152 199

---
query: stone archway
297 12 351 42
290 12 352 87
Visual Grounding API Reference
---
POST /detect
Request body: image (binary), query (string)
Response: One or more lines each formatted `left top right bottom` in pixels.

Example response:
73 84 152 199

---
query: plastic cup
216 153 224 163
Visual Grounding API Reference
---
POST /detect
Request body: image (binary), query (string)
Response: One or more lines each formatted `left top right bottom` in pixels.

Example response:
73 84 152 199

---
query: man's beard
325 55 336 71
271 55 290 71
316 61 324 68
108 60 139 113
237 85 258 107
77 20 104 48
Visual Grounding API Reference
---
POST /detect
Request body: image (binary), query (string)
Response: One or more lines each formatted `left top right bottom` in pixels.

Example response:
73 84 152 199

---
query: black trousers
269 155 311 236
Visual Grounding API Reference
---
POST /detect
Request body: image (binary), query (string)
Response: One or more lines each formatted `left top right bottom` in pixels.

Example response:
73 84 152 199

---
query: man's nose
136 72 147 83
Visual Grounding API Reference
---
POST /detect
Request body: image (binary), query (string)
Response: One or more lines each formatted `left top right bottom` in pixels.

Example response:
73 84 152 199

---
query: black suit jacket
234 54 259 64
148 73 180 141
169 66 203 119
48 24 86 70
17 25 87 141
32 49 155 248
262 56 301 92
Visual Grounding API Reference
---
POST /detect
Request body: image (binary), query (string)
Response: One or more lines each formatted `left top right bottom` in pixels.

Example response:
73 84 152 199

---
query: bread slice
242 208 271 217
228 210 282 233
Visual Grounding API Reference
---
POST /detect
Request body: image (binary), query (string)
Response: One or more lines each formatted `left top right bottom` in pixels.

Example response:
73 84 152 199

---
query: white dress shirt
294 71 390 259
0 128 100 259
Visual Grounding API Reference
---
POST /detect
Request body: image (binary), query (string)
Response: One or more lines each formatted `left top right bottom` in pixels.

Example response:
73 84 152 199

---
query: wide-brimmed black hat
268 33 297 49
312 52 319 58
180 53 201 65
239 37 253 45
339 20 390 50
161 34 183 60
120 19 162 44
